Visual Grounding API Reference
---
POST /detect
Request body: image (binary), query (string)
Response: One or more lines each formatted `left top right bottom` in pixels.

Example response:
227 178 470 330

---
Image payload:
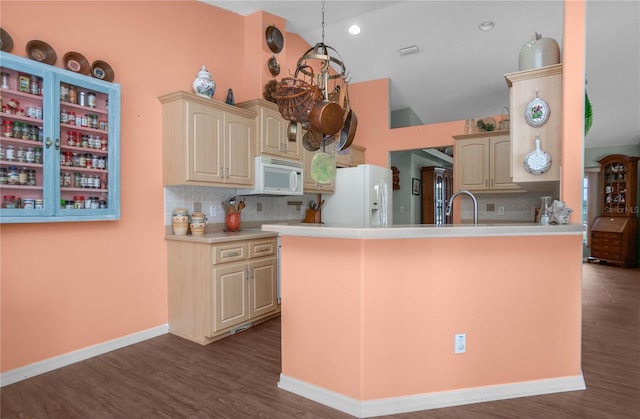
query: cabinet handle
45 137 52 149
226 168 229 178
245 268 249 279
225 250 240 257
55 139 61 150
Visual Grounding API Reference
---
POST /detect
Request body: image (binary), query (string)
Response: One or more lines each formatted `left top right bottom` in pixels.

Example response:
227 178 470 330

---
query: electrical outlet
455 333 466 354
498 206 505 215
487 203 495 212
193 201 202 212
209 205 216 217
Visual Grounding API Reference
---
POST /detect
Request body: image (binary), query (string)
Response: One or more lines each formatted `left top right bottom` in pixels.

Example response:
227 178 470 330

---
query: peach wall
0 0 254 372
1 0 586 375
280 234 583 400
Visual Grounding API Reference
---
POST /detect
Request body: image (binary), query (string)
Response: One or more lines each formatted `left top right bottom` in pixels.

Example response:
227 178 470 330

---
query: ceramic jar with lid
172 208 190 235
189 212 207 235
192 66 215 99
519 32 561 71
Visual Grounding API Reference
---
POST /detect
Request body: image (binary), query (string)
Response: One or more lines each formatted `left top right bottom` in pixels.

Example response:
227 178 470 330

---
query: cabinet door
490 136 520 190
250 257 279 318
1 52 120 223
282 119 302 160
260 106 286 157
212 262 250 333
224 112 253 185
455 138 488 190
186 101 224 183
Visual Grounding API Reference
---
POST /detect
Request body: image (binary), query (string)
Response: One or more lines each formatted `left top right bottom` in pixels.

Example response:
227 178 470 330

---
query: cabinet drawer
250 239 277 258
212 242 248 264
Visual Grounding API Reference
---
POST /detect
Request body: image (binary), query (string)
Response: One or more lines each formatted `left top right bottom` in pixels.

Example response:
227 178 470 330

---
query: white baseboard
1 324 168 387
278 373 586 418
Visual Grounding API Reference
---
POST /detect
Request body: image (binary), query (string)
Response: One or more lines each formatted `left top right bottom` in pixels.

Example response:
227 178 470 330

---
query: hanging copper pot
265 25 284 54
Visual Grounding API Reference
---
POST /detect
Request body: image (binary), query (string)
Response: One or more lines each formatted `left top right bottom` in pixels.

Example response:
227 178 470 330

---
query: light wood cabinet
159 91 256 187
238 99 302 161
335 145 366 168
167 237 279 345
453 131 521 192
504 64 562 185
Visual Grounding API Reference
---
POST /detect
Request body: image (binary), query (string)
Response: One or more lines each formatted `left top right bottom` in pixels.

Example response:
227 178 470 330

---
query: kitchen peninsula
262 222 585 418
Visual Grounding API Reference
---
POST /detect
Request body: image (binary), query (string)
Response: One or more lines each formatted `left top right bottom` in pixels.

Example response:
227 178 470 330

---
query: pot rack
295 0 348 95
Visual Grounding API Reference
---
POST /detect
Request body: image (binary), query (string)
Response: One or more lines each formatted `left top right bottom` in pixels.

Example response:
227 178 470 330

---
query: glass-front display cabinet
0 52 120 223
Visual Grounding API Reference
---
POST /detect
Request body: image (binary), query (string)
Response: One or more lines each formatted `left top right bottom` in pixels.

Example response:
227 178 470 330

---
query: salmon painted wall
0 1 279 372
1 0 586 373
280 234 583 400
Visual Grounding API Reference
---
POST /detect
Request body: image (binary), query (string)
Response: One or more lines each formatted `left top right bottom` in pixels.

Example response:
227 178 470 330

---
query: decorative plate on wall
63 51 90 75
1 28 14 52
524 95 550 127
91 60 115 82
26 40 57 65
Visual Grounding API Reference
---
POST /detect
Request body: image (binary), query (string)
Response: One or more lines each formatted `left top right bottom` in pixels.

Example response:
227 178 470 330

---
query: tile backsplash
458 190 560 223
164 185 317 228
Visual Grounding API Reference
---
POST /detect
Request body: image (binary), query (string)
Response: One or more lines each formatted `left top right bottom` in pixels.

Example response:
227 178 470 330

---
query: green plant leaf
585 91 593 136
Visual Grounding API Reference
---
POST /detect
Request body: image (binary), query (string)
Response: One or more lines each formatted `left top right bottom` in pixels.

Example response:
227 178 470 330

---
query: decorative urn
192 65 215 99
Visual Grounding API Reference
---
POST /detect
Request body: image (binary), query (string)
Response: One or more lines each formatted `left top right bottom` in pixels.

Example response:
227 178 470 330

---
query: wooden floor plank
2 262 638 418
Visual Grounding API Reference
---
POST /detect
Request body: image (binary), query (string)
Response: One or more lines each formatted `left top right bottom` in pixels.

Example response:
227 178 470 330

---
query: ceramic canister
518 33 561 71
172 208 190 235
189 212 207 235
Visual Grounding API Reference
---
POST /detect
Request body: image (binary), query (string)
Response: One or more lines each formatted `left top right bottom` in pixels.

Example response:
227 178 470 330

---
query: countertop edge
260 223 584 239
165 230 278 243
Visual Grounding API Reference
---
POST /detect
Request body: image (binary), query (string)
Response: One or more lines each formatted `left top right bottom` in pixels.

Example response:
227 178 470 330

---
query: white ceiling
204 1 639 149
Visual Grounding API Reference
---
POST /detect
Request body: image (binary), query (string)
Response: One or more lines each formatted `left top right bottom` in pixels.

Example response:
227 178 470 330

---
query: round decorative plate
91 60 115 82
524 96 550 127
26 40 57 65
63 51 90 75
0 28 14 52
265 25 284 54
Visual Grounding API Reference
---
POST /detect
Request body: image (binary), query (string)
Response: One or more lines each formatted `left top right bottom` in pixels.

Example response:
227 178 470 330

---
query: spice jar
7 166 18 184
3 195 17 208
73 196 84 209
171 208 190 235
68 85 77 104
0 168 7 184
5 144 15 161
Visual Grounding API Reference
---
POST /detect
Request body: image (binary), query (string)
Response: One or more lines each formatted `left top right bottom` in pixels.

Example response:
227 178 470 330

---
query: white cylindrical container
519 33 561 71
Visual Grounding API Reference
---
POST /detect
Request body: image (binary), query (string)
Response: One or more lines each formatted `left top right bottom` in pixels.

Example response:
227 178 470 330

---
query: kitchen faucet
446 190 478 225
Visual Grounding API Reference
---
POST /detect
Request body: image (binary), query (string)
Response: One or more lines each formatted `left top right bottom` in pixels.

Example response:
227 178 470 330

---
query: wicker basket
275 66 323 123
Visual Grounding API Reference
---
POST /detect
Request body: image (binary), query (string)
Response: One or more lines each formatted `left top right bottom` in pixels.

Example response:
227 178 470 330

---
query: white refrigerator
321 164 393 226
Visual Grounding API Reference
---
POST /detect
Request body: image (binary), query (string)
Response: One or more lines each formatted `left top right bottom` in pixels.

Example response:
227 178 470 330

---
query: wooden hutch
589 154 639 267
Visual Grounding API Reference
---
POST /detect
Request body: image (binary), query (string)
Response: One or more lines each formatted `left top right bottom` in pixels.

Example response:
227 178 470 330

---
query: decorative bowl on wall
91 60 115 82
26 40 57 65
63 51 90 75
1 28 14 52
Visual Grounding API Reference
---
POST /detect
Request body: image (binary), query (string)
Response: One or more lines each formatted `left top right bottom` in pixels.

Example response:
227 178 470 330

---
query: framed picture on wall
412 178 421 195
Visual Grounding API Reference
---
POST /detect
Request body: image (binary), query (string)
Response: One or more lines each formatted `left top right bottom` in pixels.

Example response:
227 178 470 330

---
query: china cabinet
421 166 453 225
167 236 280 345
590 154 638 267
504 64 562 186
159 91 255 187
453 131 521 192
0 52 120 223
238 99 302 161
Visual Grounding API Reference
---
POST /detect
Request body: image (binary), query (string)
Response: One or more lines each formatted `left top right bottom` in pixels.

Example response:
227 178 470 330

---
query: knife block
304 209 321 224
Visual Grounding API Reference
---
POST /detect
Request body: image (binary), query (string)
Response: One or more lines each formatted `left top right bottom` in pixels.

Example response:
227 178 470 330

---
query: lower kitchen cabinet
167 237 279 345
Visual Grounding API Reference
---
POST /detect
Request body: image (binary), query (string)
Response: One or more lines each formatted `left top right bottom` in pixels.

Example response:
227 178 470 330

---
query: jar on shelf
68 85 77 104
34 198 43 209
190 212 207 235
7 166 18 184
0 168 7 184
34 147 42 164
18 167 28 185
1 72 9 89
63 172 72 187
25 147 35 163
0 143 4 160
3 195 17 208
12 121 21 138
73 196 84 209
16 147 25 162
5 144 15 161
27 169 36 186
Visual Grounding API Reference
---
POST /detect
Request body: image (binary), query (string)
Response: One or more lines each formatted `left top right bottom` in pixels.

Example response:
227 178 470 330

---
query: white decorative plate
524 96 550 127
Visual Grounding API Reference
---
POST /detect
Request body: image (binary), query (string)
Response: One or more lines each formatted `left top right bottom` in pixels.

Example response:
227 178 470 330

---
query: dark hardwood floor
2 262 639 418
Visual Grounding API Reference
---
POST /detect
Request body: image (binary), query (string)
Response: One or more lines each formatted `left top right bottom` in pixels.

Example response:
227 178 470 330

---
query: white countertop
165 229 278 244
261 222 584 239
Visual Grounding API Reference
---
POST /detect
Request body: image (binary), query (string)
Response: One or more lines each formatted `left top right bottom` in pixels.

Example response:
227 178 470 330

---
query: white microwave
237 156 303 196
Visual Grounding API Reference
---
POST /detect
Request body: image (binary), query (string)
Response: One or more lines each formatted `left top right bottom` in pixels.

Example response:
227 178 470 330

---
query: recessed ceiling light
479 21 495 31
348 25 361 35
398 45 419 56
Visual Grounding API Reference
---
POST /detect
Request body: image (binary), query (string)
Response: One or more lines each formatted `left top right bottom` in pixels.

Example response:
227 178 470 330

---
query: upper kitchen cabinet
453 131 521 192
237 99 302 162
0 52 121 223
505 64 562 187
335 144 365 168
159 92 256 187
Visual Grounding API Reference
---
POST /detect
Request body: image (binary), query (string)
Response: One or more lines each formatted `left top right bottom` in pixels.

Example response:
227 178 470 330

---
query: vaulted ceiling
205 1 640 150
